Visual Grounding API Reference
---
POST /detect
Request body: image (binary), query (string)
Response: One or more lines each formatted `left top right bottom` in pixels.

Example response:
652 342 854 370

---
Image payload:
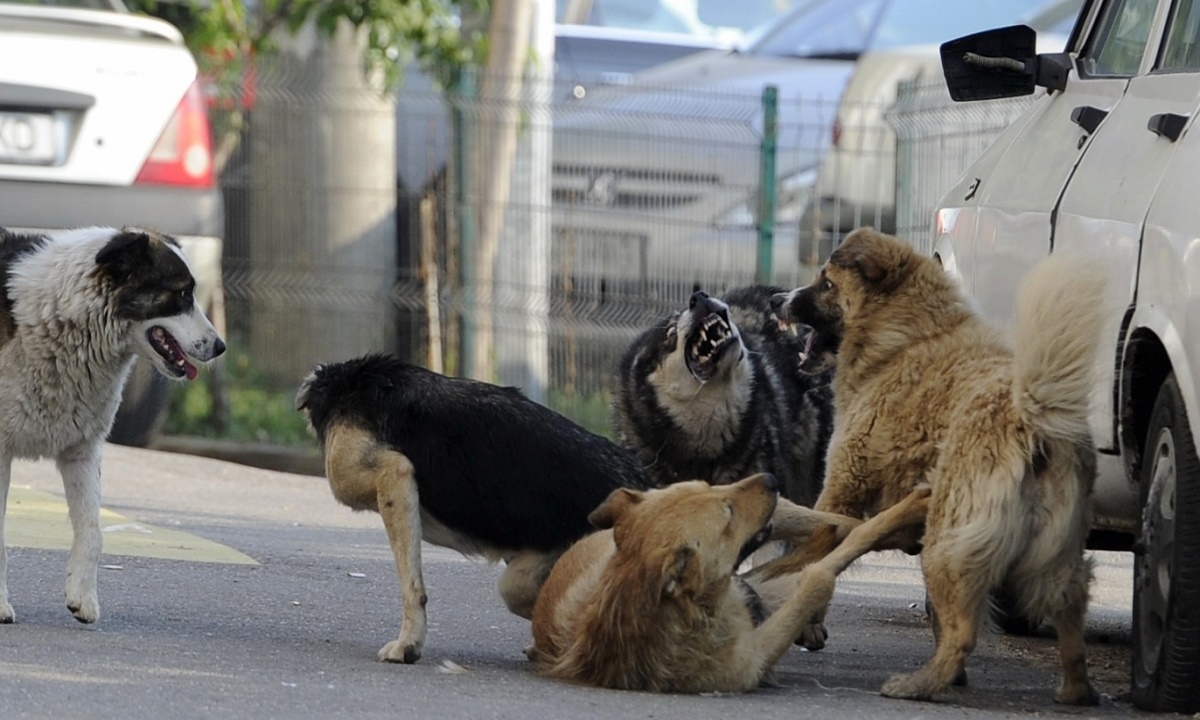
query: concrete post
247 20 397 384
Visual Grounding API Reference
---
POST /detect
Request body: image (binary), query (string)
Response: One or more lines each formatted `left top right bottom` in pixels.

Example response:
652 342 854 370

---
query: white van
934 0 1200 712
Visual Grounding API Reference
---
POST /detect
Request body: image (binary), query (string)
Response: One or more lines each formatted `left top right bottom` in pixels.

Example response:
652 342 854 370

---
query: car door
1133 0 1200 442
1052 0 1200 449
959 0 1152 325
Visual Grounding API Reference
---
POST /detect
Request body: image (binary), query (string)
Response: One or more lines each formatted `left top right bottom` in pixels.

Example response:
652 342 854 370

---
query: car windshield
556 0 803 41
749 0 1056 58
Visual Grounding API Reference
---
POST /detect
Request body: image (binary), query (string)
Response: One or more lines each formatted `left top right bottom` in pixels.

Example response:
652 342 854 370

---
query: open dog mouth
684 312 737 382
776 314 838 374
148 326 198 380
735 523 773 569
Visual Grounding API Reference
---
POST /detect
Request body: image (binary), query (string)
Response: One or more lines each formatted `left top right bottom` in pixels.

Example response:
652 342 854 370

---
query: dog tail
1011 253 1109 442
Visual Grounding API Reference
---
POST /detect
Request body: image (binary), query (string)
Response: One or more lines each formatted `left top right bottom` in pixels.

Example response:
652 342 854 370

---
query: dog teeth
690 318 729 360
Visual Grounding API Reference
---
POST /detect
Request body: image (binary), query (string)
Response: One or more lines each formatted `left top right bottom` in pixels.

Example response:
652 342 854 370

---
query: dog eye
821 278 834 292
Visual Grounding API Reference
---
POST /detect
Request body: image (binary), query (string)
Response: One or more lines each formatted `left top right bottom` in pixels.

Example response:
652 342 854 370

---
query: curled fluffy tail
1012 253 1109 442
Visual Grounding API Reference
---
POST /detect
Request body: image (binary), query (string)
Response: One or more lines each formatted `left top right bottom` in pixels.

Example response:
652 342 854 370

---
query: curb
149 435 324 477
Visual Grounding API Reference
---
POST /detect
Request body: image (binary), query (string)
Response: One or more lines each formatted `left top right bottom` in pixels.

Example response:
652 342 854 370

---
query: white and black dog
611 286 833 506
0 226 225 624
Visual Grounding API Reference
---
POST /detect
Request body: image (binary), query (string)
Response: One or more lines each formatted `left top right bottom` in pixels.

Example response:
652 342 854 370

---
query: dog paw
378 639 423 664
0 601 14 624
880 672 933 701
66 569 99 624
1055 681 1100 706
796 621 827 651
67 596 99 624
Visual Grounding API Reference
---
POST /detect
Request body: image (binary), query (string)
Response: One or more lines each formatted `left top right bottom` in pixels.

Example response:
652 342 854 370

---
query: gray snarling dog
612 286 832 506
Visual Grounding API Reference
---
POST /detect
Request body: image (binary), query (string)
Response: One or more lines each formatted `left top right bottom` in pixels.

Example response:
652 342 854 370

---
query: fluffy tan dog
529 472 929 693
771 228 1106 704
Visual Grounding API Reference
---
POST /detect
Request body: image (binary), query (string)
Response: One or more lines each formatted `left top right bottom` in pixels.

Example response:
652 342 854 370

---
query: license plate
0 111 58 165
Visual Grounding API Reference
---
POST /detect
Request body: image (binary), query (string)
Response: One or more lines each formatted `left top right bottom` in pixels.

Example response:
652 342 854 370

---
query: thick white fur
0 227 222 624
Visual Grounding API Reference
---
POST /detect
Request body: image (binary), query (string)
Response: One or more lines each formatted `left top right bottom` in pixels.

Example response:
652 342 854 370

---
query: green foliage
125 0 488 92
298 0 489 90
547 388 614 438
166 351 315 448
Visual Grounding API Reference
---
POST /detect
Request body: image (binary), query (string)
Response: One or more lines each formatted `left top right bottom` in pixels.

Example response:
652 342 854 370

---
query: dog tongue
184 360 198 381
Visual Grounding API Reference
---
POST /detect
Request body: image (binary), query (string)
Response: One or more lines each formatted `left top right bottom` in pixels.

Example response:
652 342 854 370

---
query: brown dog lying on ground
771 228 1106 705
528 473 929 692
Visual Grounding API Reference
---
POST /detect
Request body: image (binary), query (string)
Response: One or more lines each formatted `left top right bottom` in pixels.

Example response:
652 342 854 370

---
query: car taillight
135 80 214 188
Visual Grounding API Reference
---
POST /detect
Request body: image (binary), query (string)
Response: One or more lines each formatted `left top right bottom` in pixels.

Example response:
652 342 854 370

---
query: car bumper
815 195 895 235
0 180 223 237
1 180 224 311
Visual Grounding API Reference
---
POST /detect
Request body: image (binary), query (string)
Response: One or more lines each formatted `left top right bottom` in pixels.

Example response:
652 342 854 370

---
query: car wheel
1132 373 1200 712
107 358 173 448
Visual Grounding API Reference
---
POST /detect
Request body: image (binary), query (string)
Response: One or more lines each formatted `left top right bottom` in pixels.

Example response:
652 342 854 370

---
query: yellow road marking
5 486 257 565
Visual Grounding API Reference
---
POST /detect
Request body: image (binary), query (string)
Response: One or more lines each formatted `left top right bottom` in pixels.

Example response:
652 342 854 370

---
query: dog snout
769 292 787 312
690 291 730 322
213 337 227 358
741 473 780 494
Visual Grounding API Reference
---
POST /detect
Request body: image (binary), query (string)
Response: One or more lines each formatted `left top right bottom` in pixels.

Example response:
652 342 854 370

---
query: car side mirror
941 25 1071 102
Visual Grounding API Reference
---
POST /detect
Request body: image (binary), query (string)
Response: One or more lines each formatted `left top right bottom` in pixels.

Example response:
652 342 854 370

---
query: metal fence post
756 84 778 284
452 69 477 376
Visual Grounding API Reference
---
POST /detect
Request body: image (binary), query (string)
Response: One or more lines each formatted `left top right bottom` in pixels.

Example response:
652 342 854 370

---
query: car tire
1132 373 1200 712
107 358 172 448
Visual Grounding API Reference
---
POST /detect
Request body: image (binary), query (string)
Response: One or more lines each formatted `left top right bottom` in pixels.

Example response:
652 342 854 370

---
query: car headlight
714 168 818 229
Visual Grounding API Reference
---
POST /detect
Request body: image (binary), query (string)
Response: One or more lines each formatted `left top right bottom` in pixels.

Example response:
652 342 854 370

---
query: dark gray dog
611 286 833 506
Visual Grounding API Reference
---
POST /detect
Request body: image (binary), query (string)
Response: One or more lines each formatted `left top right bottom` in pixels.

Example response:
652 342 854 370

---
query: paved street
2 445 1143 719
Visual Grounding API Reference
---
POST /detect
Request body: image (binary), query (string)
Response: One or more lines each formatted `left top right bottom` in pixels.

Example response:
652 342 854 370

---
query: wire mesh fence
208 38 1041 439
214 46 841 434
888 77 1043 253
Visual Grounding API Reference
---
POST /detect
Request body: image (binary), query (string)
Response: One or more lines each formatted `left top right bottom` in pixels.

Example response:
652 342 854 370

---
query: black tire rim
1137 425 1177 683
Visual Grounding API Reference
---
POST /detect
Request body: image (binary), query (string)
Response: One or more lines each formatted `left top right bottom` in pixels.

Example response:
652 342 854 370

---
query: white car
936 0 1200 711
0 0 222 446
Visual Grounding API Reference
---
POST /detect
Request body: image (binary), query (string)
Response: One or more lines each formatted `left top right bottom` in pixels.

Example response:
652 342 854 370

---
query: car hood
632 49 855 103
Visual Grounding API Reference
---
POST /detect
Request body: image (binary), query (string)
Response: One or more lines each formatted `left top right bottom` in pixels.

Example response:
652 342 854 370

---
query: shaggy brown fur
529 473 930 693
772 228 1106 705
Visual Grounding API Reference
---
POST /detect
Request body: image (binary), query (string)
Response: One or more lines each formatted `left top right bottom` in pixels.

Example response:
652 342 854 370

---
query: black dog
296 354 649 663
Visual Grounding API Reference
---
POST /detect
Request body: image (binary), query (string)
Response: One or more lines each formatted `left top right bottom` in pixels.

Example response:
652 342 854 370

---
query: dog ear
95 228 151 267
588 487 643 530
661 546 696 599
832 228 912 294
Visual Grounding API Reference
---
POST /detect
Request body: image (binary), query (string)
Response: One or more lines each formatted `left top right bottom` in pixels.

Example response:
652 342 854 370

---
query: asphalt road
1 445 1144 719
